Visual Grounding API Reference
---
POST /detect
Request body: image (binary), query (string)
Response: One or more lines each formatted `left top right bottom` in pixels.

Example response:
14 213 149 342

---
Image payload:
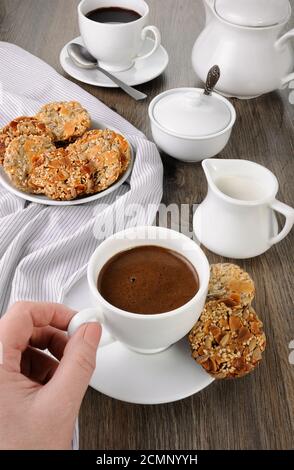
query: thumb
46 323 101 414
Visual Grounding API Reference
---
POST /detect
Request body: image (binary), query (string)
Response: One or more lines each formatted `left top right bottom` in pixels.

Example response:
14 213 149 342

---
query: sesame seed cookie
189 301 266 379
3 135 56 191
98 129 131 174
28 146 121 200
90 149 122 192
0 117 53 165
68 129 131 175
36 101 91 142
28 148 95 200
207 263 255 308
0 130 6 165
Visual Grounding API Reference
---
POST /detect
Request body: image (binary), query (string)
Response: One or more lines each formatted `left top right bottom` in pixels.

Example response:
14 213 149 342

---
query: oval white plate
64 274 215 405
60 36 169 88
0 121 134 206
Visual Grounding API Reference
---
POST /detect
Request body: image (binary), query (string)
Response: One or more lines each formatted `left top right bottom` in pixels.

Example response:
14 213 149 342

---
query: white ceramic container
192 0 294 99
148 87 236 162
194 159 294 259
68 226 210 354
78 0 161 72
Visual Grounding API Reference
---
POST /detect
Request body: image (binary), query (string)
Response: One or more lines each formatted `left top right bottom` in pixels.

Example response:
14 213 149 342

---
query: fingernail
82 323 102 348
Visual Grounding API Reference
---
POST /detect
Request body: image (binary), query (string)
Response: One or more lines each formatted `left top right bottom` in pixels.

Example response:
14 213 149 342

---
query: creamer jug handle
269 200 294 246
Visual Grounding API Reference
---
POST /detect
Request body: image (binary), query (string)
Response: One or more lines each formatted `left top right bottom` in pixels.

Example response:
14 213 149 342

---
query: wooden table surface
1 0 294 450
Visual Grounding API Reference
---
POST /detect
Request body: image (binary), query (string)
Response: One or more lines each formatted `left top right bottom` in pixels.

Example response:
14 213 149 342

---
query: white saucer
64 275 214 405
60 36 169 88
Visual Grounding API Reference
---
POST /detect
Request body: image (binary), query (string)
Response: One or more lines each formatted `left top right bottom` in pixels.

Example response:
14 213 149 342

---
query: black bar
0 450 293 466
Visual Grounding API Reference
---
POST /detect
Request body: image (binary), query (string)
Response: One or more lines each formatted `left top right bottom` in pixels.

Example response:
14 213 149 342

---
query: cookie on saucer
189 301 266 379
207 263 255 308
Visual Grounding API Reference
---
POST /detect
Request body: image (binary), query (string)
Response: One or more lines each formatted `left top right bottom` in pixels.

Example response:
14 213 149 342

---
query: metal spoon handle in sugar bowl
204 65 221 96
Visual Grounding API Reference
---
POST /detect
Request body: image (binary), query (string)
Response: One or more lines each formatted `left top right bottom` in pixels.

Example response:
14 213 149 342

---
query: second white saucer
64 274 214 405
60 36 169 88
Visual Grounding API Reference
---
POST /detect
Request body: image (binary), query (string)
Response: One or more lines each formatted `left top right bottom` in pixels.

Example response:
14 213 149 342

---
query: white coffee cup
68 226 210 354
78 0 162 72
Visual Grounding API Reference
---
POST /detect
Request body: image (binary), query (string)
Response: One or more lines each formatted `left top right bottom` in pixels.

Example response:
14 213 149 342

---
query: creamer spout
202 159 223 188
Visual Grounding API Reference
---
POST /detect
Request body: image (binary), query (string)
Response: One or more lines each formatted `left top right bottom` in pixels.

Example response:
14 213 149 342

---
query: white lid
152 89 231 137
215 0 290 27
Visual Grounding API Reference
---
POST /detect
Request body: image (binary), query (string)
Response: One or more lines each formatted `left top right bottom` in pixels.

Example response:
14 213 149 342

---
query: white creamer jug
194 159 294 258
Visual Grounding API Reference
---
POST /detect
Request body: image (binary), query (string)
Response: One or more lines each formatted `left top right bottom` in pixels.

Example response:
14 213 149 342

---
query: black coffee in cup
98 246 199 315
86 7 142 24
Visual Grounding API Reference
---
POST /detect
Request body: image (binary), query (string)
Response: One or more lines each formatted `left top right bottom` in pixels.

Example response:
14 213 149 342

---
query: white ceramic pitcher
192 0 294 99
193 159 294 259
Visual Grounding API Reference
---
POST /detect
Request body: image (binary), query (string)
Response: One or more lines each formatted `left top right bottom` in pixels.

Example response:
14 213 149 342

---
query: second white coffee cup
68 226 210 354
78 0 162 72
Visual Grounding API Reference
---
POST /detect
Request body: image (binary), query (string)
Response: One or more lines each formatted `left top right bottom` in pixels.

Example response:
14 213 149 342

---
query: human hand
0 301 101 450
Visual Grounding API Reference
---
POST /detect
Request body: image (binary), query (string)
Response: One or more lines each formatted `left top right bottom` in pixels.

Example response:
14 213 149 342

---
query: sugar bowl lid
151 88 232 138
215 0 290 27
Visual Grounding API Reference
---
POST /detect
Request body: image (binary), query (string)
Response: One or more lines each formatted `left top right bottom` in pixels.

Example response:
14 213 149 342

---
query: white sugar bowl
148 87 236 162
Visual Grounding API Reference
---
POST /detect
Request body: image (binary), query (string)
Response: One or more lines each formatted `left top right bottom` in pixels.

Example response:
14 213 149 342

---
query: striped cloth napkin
0 42 163 315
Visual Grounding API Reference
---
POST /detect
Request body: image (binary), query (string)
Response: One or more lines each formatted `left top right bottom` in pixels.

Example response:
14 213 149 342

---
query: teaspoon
67 43 147 101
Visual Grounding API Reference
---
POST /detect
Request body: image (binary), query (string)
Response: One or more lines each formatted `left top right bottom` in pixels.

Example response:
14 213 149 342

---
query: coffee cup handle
269 199 294 246
136 25 161 62
68 308 115 347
